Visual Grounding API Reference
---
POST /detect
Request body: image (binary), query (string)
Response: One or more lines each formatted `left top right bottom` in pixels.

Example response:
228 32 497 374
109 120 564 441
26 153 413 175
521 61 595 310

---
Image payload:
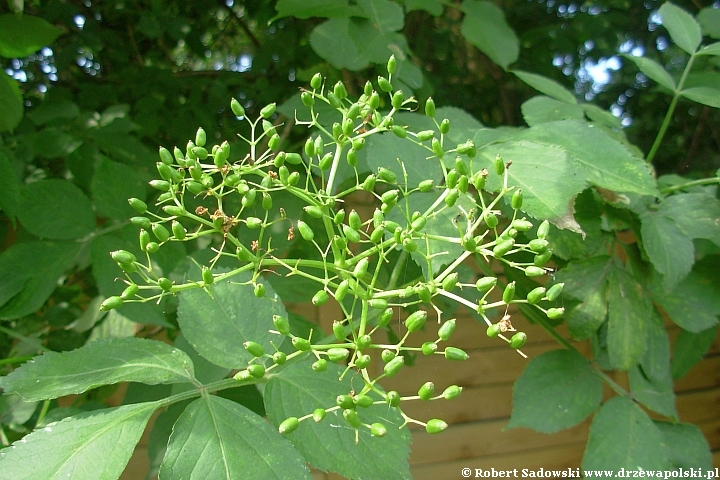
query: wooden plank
408 418 589 466
401 384 514 423
675 355 720 393
677 388 720 424
698 417 720 451
411 443 586 480
380 342 592 394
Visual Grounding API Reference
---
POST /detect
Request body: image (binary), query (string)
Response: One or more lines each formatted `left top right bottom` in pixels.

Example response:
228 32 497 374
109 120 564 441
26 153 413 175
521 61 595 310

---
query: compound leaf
650 269 720 333
659 192 720 245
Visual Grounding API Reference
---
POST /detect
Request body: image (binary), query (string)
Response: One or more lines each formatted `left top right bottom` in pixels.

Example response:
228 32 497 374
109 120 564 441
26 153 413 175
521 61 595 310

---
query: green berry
297 221 315 241
546 283 564 301
547 307 565 319
202 267 214 285
405 310 428 332
422 342 437 356
377 76 392 92
260 103 276 119
529 238 549 252
278 417 299 434
337 394 354 409
494 155 505 175
243 341 265 357
387 55 397 74
312 359 328 372
355 354 371 369
254 283 266 298
310 73 322 90
386 391 401 407
354 394 374 408
369 298 388 310
343 409 362 428
445 188 459 207
273 351 286 365
383 355 404 377
511 189 523 209
111 250 136 264
493 239 515 258
121 284 138 300
537 220 550 239
510 332 527 349
526 287 546 304
312 290 329 306
391 90 403 109
425 97 436 117
438 319 456 341
476 276 497 292
432 138 443 158
272 315 290 335
439 118 450 134
534 250 553 267
444 347 469 361
418 179 434 192
486 324 501 338
292 337 311 351
327 348 350 362
313 409 326 423
371 423 388 437
418 382 435 400
442 273 458 292
231 98 245 117
443 385 462 400
247 364 265 378
158 277 173 291
503 282 516 303
426 419 447 434
100 296 123 311
525 266 545 277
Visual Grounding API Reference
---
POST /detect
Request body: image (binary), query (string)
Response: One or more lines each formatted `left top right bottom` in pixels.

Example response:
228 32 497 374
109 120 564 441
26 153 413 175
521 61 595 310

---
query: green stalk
646 53 696 164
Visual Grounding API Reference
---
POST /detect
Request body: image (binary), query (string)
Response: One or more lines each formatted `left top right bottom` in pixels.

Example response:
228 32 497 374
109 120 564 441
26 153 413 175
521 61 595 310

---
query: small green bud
378 307 393 327
438 319 456 341
128 198 147 214
537 220 550 239
446 169 459 189
335 280 350 302
368 92 380 110
439 118 450 134
313 409 326 423
417 130 434 141
231 98 245 117
405 310 428 332
297 220 315 241
494 155 505 175
149 180 170 192
327 348 350 362
444 347 469 361
273 352 287 365
525 266 545 277
512 219 533 231
503 282 516 303
310 73 322 90
342 225 361 244
422 342 437 356
418 179 434 192
547 307 565 319
254 283 266 298
343 409 362 429
493 239 515 258
534 250 553 267
278 417 299 434
386 390 401 407
100 296 123 311
445 188 459 207
426 419 448 434
152 224 170 243
355 354 371 369
387 55 397 74
486 324 501 338
432 138 444 158
418 382 435 400
391 90 403 109
260 103 276 119
337 394 355 409
158 277 173 291
378 76 392 92
243 341 265 357
546 283 564 301
369 298 388 310
111 250 136 264
511 189 523 209
443 385 462 400
510 332 527 349
312 290 329 306
442 272 459 291
371 423 388 437
383 355 404 377
292 337 311 351
527 287 546 305
312 359 328 372
425 97 436 117
333 321 346 341
195 127 206 147
201 267 214 285
354 394 374 408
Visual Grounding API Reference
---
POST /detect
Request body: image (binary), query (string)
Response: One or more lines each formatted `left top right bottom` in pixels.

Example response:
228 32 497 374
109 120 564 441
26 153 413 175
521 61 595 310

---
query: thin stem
660 176 719 194
646 53 696 164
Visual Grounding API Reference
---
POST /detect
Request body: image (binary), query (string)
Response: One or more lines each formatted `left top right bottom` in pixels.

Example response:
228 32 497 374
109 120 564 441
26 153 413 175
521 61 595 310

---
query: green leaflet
583 397 671 470
508 349 602 433
91 157 146 220
640 210 694 291
607 267 650 370
0 337 196 401
178 270 286 369
160 396 310 480
0 14 62 58
0 402 157 480
17 179 95 240
264 358 412 479
460 0 519 70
